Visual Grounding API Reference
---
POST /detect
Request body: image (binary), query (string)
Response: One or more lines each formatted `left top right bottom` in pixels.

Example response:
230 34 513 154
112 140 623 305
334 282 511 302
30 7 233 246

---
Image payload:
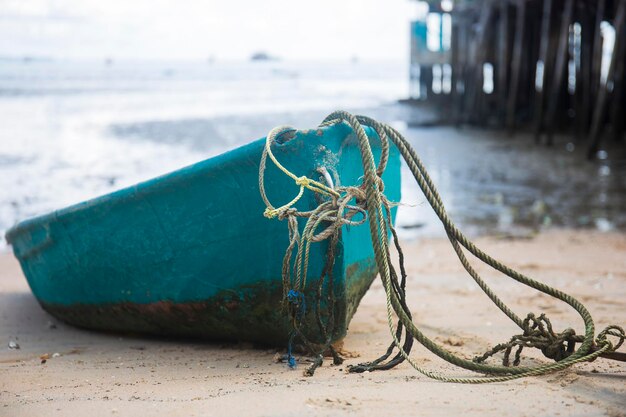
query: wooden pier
409 0 626 158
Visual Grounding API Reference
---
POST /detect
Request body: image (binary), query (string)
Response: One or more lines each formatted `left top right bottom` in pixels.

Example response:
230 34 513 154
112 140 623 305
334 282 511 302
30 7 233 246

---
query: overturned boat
6 122 400 346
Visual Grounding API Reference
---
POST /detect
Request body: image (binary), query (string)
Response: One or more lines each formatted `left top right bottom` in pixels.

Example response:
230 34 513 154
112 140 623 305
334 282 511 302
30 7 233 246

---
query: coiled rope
259 111 625 382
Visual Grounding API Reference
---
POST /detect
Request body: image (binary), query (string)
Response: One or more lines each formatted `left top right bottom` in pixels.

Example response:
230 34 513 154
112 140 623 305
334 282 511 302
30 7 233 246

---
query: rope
259 111 625 382
259 127 366 375
260 126 340 220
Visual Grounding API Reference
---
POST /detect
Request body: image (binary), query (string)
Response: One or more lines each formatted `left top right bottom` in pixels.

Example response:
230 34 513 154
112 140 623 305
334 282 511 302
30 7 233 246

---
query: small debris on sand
442 337 464 347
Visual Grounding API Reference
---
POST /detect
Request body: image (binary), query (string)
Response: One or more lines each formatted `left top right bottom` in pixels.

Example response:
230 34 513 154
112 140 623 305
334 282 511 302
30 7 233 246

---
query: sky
0 0 420 61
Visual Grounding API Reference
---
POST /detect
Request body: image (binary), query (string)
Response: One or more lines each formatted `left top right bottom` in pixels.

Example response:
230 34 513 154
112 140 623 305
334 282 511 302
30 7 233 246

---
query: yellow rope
262 127 340 219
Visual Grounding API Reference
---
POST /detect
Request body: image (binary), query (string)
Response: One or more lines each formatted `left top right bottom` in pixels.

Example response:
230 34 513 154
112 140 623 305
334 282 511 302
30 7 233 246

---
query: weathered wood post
506 0 527 133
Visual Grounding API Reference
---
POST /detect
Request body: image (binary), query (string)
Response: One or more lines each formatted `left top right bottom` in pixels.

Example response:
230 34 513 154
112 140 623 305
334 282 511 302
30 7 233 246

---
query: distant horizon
0 0 420 62
0 54 409 63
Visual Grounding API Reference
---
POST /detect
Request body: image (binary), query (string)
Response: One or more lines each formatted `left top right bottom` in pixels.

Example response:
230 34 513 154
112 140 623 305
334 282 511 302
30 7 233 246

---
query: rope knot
295 176 311 187
540 340 570 362
287 289 303 304
474 313 583 366
264 207 298 220
263 207 278 219
596 325 625 352
286 289 306 320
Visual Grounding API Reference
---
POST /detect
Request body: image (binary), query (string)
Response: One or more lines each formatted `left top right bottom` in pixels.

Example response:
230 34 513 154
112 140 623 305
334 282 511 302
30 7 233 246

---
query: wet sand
1 230 625 417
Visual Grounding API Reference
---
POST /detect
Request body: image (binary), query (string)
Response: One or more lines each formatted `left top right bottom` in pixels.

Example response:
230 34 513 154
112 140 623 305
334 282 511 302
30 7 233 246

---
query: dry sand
1 230 625 417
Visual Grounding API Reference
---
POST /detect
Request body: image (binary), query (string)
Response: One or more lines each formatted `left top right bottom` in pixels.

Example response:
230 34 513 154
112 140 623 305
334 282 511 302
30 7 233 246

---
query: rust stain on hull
39 266 378 347
42 282 295 346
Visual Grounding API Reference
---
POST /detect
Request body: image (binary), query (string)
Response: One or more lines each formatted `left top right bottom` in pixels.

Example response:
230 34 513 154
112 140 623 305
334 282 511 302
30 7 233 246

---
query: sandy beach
1 230 625 417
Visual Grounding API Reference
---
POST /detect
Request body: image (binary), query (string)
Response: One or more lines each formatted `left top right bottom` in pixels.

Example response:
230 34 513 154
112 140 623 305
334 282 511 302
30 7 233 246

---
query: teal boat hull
5 123 400 346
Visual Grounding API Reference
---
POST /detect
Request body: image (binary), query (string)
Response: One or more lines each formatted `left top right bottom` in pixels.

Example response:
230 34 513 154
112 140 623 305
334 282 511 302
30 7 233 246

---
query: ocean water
0 59 412 250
